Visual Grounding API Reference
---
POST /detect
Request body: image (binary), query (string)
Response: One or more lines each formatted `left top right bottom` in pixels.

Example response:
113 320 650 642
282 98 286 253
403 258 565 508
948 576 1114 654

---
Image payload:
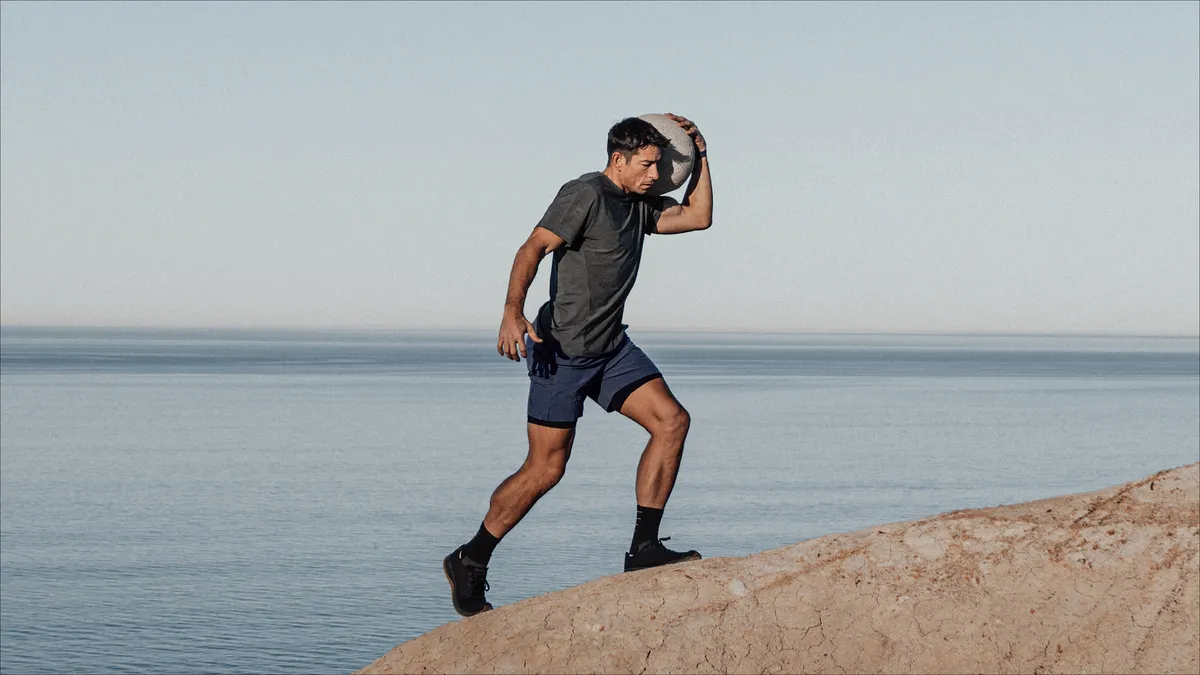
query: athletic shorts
526 333 662 428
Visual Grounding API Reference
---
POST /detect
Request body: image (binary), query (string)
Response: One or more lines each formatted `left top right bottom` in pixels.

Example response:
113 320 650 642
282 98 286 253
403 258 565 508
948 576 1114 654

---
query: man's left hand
665 113 706 153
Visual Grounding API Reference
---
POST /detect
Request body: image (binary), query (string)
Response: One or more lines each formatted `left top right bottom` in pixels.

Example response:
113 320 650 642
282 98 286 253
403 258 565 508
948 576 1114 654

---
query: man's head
605 117 670 194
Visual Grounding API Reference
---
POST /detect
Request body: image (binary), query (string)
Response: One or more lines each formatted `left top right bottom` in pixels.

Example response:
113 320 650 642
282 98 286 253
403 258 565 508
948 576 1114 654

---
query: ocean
1 327 1197 674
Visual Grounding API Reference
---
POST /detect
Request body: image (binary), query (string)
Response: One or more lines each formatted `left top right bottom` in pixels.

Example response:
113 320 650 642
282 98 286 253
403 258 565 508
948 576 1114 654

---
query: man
443 114 713 617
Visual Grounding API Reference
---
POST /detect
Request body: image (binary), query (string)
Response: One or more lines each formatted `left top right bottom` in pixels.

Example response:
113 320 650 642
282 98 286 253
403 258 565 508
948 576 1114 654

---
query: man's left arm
652 113 712 235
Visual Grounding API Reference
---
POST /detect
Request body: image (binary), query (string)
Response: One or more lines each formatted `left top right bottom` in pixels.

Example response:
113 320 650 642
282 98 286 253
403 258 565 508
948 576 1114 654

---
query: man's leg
617 377 701 571
444 422 575 617
482 422 576 538
618 377 690 507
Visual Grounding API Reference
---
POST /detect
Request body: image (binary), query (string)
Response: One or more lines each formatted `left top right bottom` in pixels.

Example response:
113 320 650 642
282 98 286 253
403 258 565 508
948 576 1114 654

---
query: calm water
1 327 1197 674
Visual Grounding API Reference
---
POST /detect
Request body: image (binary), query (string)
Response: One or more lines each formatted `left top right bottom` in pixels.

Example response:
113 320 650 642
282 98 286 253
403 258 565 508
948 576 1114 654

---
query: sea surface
1 327 1197 674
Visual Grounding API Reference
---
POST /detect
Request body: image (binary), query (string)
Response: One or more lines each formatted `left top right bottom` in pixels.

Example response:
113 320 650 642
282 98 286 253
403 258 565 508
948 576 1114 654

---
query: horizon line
1 322 1197 340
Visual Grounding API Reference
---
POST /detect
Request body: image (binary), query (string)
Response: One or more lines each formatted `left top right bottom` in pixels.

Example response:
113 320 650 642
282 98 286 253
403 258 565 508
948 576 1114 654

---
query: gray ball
638 113 695 197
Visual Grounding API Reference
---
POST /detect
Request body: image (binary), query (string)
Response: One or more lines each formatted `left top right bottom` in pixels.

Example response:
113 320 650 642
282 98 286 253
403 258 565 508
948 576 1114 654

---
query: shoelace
633 536 673 554
466 564 490 594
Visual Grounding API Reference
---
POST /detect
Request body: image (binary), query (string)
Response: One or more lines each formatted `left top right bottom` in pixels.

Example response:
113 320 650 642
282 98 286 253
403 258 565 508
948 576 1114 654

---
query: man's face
615 145 662 194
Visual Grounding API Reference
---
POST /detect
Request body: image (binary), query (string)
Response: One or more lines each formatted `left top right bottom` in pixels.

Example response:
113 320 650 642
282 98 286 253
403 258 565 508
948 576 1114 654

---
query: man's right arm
497 226 567 361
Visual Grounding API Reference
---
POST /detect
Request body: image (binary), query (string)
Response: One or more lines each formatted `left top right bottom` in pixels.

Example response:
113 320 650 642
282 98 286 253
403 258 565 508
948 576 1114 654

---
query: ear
609 151 625 169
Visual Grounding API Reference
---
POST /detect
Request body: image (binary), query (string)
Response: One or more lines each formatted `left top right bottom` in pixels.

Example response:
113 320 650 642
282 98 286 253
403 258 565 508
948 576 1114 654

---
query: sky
1 1 1197 335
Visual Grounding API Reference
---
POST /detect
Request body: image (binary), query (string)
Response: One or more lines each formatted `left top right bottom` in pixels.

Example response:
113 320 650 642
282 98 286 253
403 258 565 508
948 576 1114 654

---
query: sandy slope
359 463 1199 674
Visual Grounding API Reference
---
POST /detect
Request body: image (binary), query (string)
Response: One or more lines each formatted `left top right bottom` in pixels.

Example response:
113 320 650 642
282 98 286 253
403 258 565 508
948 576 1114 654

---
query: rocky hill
359 463 1199 674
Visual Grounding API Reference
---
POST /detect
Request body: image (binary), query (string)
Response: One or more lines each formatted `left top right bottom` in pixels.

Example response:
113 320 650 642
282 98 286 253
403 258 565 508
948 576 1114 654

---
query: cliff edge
360 463 1200 674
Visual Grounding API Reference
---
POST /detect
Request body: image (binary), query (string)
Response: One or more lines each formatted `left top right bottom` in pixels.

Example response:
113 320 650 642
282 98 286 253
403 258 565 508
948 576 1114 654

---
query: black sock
461 522 501 566
630 505 664 553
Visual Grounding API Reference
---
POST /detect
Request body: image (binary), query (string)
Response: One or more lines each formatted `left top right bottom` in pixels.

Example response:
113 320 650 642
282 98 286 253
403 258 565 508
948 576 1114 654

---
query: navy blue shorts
526 334 662 428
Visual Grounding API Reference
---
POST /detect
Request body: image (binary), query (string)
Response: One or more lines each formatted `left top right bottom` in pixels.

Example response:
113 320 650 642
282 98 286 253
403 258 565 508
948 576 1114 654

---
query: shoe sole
624 551 702 573
443 555 493 618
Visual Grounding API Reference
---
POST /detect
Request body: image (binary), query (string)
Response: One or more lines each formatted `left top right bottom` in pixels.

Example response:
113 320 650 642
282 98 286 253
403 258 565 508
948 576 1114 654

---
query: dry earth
360 463 1200 674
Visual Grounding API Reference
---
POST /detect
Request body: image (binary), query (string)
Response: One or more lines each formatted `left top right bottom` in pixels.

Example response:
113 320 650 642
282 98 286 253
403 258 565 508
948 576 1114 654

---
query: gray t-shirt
533 172 670 357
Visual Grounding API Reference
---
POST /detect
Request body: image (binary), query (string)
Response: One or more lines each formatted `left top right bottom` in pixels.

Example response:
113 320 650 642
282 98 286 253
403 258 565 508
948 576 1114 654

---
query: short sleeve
536 180 599 247
642 195 679 235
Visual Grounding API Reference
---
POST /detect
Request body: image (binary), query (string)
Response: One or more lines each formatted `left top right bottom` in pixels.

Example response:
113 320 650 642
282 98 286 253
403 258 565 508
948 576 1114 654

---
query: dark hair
606 117 670 162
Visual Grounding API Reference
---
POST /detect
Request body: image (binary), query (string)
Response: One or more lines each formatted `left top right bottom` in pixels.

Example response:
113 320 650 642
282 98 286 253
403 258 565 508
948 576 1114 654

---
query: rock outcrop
360 464 1200 674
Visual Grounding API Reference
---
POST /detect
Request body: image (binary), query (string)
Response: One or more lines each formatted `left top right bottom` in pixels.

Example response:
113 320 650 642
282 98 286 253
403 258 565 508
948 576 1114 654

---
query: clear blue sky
2 1 1197 335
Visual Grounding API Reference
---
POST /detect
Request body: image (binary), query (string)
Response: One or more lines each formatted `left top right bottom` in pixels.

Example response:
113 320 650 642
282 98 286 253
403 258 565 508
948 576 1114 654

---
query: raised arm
498 226 566 361
652 113 712 235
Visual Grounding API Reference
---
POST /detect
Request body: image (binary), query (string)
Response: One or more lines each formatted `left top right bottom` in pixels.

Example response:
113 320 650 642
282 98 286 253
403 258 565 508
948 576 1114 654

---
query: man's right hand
497 309 542 361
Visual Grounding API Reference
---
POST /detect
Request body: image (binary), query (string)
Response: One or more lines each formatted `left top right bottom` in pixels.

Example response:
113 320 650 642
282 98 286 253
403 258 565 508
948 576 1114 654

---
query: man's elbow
517 241 548 262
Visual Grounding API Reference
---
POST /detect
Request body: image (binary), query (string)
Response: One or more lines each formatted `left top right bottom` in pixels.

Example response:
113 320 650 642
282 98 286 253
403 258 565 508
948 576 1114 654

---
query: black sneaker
443 546 493 617
624 536 702 572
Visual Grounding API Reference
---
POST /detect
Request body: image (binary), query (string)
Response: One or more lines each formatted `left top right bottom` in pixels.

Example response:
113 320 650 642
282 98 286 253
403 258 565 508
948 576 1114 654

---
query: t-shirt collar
598 171 634 202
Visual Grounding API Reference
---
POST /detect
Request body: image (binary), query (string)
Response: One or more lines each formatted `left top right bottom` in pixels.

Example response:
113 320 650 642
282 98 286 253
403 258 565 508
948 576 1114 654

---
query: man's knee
652 406 691 440
529 458 567 489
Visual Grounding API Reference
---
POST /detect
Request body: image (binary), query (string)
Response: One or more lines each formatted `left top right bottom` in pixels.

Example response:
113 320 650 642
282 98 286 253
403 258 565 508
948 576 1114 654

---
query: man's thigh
594 337 663 414
525 422 576 467
616 376 686 432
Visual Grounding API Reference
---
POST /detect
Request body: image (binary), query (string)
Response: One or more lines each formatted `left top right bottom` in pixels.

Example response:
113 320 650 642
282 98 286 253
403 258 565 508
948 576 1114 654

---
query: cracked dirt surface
357 463 1200 674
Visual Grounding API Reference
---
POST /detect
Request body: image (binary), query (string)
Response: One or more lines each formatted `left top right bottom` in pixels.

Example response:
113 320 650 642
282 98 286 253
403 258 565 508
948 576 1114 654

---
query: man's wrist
695 148 707 159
